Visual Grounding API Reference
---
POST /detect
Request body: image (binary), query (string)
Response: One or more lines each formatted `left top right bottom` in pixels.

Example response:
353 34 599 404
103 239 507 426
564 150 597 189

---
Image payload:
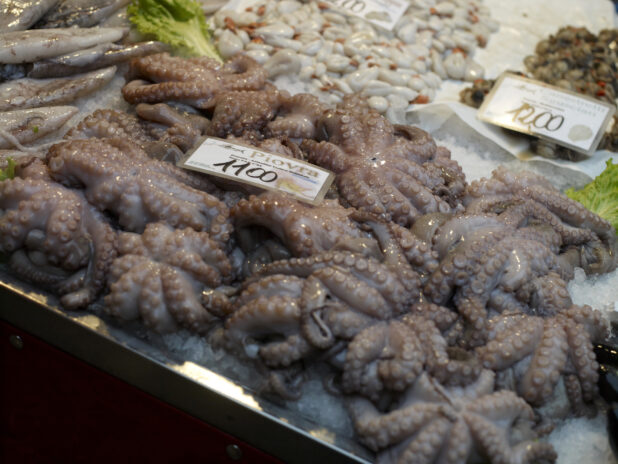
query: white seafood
0 27 127 64
0 0 58 31
0 106 77 149
27 41 166 78
263 48 301 78
213 0 493 117
35 0 130 28
443 52 466 79
199 0 227 15
0 66 116 111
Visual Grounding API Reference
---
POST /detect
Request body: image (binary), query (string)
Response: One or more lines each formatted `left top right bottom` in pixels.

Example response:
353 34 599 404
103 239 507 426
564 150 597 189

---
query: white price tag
477 73 616 156
179 138 334 204
322 0 409 30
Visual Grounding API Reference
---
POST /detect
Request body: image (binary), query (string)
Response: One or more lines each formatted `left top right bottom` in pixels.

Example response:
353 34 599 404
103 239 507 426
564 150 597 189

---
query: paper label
179 137 334 204
477 73 616 155
323 0 409 30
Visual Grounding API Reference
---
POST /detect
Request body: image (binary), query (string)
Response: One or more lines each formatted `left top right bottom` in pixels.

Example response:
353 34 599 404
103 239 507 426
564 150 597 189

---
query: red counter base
0 320 283 464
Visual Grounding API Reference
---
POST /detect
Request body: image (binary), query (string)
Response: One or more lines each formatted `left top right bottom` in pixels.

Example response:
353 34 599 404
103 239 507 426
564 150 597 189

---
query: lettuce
565 158 618 233
0 157 15 181
128 0 222 62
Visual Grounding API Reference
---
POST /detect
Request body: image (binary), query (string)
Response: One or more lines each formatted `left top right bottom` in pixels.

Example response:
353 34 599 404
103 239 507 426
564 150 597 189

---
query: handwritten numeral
506 102 564 132
212 159 278 183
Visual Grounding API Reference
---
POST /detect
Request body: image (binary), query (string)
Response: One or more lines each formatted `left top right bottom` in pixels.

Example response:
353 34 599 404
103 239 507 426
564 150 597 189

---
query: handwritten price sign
322 0 409 30
179 138 334 204
477 73 615 156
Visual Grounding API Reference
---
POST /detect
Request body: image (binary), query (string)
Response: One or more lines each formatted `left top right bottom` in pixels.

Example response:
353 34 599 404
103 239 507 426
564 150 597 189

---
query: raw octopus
0 157 116 309
122 52 268 109
105 222 233 334
1 52 616 464
45 137 231 243
301 95 466 226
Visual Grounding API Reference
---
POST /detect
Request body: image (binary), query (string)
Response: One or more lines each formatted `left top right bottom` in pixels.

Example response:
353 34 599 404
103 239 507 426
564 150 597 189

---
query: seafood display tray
0 270 372 464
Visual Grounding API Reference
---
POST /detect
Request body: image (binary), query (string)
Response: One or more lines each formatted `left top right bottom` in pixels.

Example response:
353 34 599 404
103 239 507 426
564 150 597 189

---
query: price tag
179 137 334 204
477 73 616 156
322 0 409 30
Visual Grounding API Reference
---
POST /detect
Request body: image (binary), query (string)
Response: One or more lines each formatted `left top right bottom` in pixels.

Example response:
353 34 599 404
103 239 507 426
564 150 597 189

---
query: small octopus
0 158 116 309
122 53 267 109
476 305 609 415
65 105 213 164
231 192 378 259
465 166 617 274
105 222 233 334
301 96 465 226
251 249 421 350
341 314 480 402
46 137 232 244
348 370 557 464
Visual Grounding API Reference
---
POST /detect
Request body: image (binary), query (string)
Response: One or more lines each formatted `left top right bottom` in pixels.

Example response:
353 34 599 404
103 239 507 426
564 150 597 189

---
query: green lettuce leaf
0 157 16 181
565 158 618 233
128 0 222 62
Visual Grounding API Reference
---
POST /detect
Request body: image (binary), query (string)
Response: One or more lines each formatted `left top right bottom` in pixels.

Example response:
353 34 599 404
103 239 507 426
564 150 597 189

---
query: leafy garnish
565 158 618 233
128 0 222 62
0 157 16 181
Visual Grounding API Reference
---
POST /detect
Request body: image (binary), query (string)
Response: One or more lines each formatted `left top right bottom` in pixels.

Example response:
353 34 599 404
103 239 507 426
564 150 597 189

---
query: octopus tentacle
265 93 327 139
349 397 446 451
220 53 268 91
342 321 425 400
232 192 372 257
398 416 452 463
210 86 282 137
477 315 544 370
223 295 307 367
562 320 599 402
519 320 568 405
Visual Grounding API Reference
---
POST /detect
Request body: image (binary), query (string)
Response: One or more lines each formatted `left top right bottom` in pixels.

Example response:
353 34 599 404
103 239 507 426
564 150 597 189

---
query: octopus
209 84 283 138
231 192 377 259
64 105 212 163
316 95 437 161
348 370 557 464
264 92 328 139
105 222 233 334
122 53 267 109
452 233 569 344
219 244 422 370
45 137 232 244
301 96 465 226
1 50 617 464
0 158 116 309
362 219 439 284
341 315 480 402
251 245 421 350
216 274 314 368
477 305 609 415
465 166 617 274
417 211 581 347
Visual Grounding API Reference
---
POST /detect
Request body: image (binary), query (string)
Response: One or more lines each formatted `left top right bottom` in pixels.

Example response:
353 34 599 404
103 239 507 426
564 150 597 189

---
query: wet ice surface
570 268 618 327
549 415 616 464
